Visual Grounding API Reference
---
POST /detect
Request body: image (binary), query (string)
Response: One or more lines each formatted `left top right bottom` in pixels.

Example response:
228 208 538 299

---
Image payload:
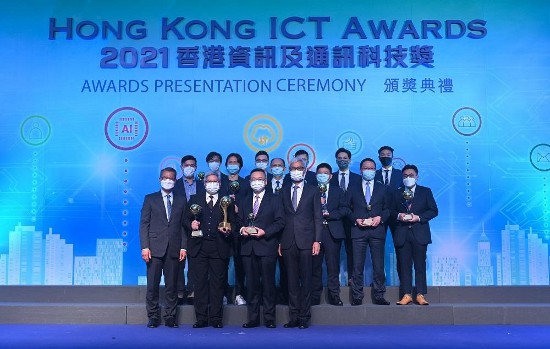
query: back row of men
139 146 438 329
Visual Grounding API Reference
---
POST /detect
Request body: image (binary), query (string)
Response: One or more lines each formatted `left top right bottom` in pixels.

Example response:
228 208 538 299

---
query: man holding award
185 172 235 328
391 164 438 306
348 158 391 306
237 168 285 328
280 157 322 329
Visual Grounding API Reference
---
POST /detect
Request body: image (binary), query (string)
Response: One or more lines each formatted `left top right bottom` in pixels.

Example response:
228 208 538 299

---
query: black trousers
146 253 179 321
312 226 343 301
282 243 313 324
192 239 229 323
351 234 386 301
397 228 428 295
243 253 277 323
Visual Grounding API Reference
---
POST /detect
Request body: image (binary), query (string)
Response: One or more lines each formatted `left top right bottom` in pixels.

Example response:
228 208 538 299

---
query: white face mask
250 180 266 192
403 177 416 188
290 170 304 182
255 162 268 170
205 182 220 194
161 179 175 190
208 161 220 171
182 166 195 178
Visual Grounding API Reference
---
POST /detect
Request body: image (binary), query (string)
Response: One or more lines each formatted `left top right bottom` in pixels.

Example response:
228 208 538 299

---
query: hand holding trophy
218 195 233 234
190 204 203 238
244 212 258 235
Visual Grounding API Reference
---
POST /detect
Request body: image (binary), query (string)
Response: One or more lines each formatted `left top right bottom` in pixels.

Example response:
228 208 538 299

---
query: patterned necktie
208 195 214 209
275 180 280 194
166 194 172 221
340 173 346 191
365 181 371 204
253 195 260 216
384 170 389 186
292 185 298 211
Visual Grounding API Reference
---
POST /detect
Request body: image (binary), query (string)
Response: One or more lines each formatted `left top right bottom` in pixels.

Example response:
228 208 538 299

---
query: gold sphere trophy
319 183 329 225
245 212 258 235
189 204 203 237
218 195 233 233
197 171 205 181
229 180 240 194
402 188 414 221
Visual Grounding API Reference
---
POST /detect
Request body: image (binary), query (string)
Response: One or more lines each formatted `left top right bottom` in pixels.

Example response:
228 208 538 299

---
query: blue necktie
166 194 172 221
365 181 371 204
292 185 298 211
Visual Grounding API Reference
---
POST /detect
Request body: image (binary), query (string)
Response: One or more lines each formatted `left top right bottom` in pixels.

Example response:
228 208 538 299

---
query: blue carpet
1 325 549 349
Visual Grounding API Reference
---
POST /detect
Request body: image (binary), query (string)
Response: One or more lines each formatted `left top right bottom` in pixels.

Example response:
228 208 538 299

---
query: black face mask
379 156 392 167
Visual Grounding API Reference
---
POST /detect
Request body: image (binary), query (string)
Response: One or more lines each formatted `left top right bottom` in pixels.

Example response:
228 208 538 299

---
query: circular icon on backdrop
160 156 183 179
452 107 482 136
287 143 316 170
336 131 363 156
530 144 550 172
391 157 406 170
243 115 283 153
105 107 149 151
20 115 51 146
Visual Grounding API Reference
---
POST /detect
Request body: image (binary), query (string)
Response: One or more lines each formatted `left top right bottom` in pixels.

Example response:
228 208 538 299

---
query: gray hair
289 157 306 169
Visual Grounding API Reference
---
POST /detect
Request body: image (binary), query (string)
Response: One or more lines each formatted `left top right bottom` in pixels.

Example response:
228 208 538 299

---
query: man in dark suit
185 172 235 328
283 149 317 186
349 158 391 306
280 157 322 329
312 163 351 306
391 164 438 306
238 168 285 328
330 147 362 286
374 145 403 290
173 154 203 305
139 167 187 328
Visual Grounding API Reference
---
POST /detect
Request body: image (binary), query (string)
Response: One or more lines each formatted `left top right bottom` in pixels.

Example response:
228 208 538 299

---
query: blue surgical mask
226 164 240 174
271 167 284 176
362 170 376 181
208 161 220 171
316 173 330 184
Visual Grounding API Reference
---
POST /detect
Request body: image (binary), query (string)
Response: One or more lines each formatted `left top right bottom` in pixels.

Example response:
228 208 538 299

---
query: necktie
365 181 371 204
340 173 346 191
253 195 260 216
166 194 172 221
292 185 298 211
275 180 280 194
384 170 389 186
208 195 214 209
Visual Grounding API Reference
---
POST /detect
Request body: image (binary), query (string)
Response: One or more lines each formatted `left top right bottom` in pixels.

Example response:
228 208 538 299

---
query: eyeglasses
290 167 305 171
402 174 416 178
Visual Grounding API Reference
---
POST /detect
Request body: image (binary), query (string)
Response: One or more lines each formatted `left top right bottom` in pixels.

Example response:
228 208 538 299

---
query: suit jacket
348 180 390 239
174 178 205 201
390 185 438 247
184 193 235 259
280 183 323 250
322 184 351 240
139 191 187 258
375 167 403 189
236 190 285 256
330 170 362 191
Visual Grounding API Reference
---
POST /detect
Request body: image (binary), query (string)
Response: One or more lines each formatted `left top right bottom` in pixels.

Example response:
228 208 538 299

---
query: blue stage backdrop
0 0 548 286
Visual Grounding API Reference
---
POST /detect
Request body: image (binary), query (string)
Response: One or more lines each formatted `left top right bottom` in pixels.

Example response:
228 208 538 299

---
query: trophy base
362 218 373 226
403 214 413 221
244 227 258 235
191 230 203 238
218 222 232 231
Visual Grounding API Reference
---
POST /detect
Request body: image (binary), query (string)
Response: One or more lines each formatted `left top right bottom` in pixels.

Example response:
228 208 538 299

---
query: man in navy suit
139 167 187 328
391 164 438 306
312 163 351 306
280 157 322 329
185 172 235 328
349 158 391 306
238 168 285 328
330 147 362 286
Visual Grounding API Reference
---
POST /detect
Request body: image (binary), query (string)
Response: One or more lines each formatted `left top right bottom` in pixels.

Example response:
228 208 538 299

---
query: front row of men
139 157 438 329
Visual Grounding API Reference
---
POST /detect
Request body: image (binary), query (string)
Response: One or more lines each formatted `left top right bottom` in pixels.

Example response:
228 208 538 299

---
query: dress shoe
351 299 362 306
416 293 429 305
329 297 344 306
373 298 390 305
298 322 309 329
147 319 160 328
284 320 299 328
192 321 208 328
396 294 413 305
164 318 179 328
265 320 276 328
242 321 259 328
212 321 223 328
